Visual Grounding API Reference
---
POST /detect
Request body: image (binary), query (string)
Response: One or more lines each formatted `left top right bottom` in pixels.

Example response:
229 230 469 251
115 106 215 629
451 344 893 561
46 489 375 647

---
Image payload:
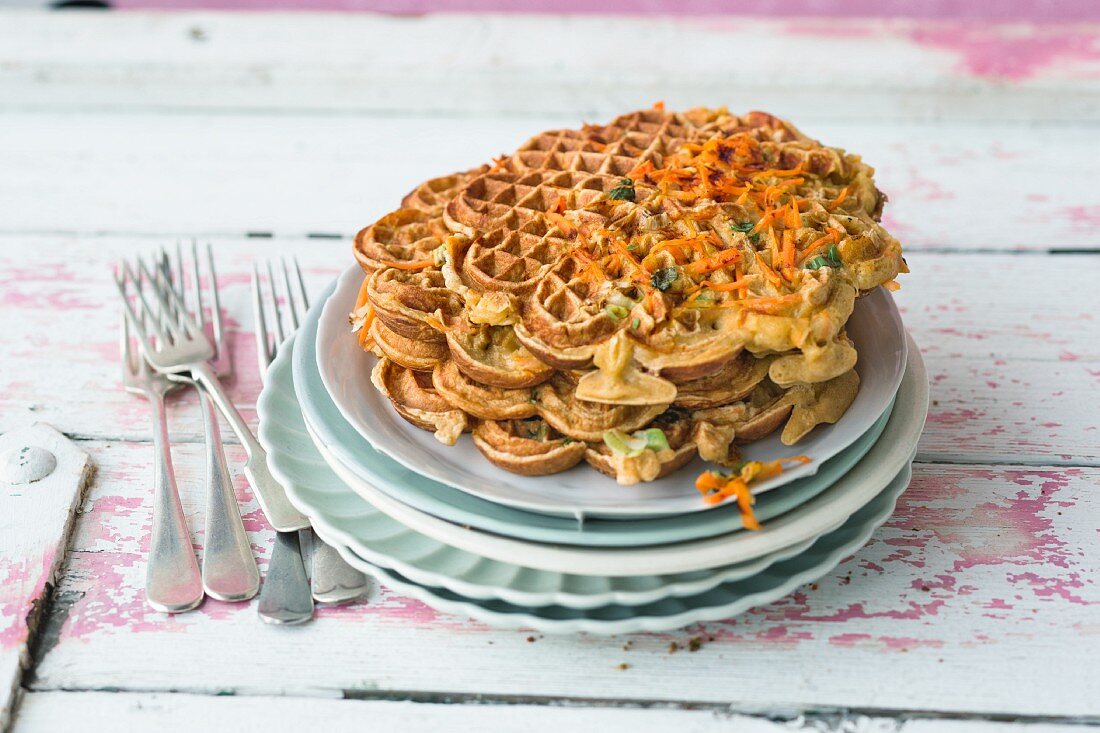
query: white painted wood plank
29 443 1100 717
0 112 1095 249
10 691 1090 733
2 13 1098 123
0 235 1095 464
0 424 90 731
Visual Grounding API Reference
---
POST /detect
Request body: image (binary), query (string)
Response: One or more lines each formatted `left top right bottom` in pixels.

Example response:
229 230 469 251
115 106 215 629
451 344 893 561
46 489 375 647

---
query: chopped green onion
607 291 636 309
603 429 649 457
635 428 670 452
603 428 670 457
805 244 843 271
631 317 640 330
604 304 630 322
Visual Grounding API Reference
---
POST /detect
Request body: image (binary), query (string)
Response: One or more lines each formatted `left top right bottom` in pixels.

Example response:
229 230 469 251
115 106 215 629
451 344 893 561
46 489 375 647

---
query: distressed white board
0 424 90 730
27 440 1100 718
2 13 1098 123
0 236 1096 465
9 691 1092 733
0 113 1095 250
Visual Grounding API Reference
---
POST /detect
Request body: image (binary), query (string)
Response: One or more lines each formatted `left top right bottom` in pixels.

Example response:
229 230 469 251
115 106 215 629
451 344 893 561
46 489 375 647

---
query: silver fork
253 257 370 618
119 303 203 613
113 255 309 534
160 243 259 602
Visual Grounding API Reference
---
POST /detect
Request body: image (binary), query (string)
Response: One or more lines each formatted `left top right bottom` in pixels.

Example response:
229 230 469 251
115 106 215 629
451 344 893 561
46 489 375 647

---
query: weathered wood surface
10 691 1091 733
1 9 1098 730
23 443 1100 718
0 238 1096 465
1 113 1096 250
0 425 90 730
3 13 1099 123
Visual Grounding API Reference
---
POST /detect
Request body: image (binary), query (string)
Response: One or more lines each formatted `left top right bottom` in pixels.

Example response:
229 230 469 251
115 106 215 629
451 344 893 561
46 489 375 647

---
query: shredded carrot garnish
695 456 811 529
796 227 843 264
379 258 433 271
754 253 783 289
784 198 801 229
489 154 509 173
545 212 576 236
627 159 656 181
737 291 804 314
828 185 852 210
358 305 375 348
781 229 796 270
353 276 370 310
653 100 665 111
683 247 741 278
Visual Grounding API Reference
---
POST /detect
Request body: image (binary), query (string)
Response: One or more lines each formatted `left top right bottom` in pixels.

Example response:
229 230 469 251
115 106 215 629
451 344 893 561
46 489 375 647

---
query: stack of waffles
349 105 905 489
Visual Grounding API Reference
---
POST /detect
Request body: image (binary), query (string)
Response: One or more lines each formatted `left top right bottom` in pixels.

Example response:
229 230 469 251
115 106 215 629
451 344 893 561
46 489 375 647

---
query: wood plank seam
11 685 1100 726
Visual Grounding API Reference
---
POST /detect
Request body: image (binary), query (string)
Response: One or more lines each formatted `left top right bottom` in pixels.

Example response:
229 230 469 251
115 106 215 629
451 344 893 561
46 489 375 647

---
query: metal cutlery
119 298 203 613
252 257 370 621
113 256 309 533
159 243 260 602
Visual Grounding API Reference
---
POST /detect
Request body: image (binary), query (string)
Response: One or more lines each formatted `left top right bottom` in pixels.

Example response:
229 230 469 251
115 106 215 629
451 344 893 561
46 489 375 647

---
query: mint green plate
327 462 912 633
260 328 924 609
294 282 893 548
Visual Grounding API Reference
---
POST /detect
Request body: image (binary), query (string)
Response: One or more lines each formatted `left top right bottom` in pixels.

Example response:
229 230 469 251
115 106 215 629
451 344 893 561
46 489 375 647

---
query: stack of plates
256 266 928 634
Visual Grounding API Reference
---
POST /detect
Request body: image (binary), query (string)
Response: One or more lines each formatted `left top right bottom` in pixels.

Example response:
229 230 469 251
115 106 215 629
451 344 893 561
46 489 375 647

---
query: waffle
472 417 587 476
371 358 468 445
584 407 698 485
431 359 536 421
350 105 906 486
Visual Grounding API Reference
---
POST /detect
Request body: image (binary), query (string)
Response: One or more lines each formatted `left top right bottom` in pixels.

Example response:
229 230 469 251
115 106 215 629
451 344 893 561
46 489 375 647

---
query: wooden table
1 10 1098 731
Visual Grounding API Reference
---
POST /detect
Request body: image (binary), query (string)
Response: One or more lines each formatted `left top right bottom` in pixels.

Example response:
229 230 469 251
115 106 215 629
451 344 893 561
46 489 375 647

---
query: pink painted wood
2 9 1099 726
108 0 1100 23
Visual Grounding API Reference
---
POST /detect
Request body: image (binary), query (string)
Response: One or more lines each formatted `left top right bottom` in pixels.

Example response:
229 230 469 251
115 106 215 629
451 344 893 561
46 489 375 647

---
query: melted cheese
575 333 678 405
607 447 674 486
468 291 518 326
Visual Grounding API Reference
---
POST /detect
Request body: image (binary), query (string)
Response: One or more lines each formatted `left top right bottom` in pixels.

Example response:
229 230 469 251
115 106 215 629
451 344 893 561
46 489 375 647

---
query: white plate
318 264 907 518
263 331 826 609
320 462 914 634
305 331 927 576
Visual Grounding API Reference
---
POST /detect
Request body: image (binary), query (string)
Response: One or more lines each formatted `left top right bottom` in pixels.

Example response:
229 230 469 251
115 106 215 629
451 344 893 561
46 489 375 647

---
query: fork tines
157 241 231 377
252 257 309 378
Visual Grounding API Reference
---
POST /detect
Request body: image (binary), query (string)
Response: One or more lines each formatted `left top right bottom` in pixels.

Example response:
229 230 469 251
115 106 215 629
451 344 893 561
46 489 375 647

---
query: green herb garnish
631 317 640 329
609 178 636 202
804 244 843 271
650 266 679 291
731 221 760 244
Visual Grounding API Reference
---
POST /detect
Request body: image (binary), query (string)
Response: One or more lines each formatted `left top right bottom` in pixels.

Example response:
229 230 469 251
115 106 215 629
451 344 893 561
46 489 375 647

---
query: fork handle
146 389 204 613
199 390 260 601
191 362 310 532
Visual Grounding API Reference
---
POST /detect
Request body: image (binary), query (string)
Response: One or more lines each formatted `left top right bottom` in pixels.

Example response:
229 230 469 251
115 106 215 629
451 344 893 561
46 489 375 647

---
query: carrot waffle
349 104 904 489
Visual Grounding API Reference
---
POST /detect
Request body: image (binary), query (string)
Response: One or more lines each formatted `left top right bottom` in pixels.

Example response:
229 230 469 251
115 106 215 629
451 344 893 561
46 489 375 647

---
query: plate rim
296 279 896 547
294 328 928 576
316 264 908 518
319 462 914 634
262 332 827 608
